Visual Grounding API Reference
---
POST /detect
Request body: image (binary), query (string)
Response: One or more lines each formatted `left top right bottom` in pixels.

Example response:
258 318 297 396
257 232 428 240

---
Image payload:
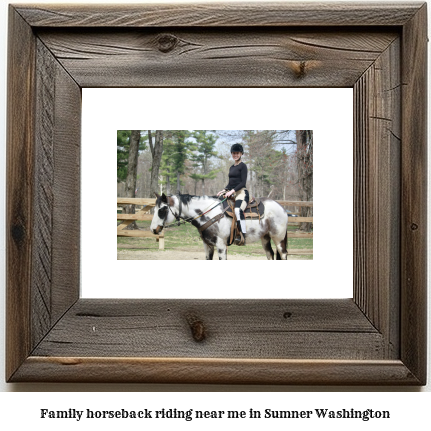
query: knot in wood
11 222 26 245
291 61 307 79
186 314 206 342
411 223 419 231
157 34 178 53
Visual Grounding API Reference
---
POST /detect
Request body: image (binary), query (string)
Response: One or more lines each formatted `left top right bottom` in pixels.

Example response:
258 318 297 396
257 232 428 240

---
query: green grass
117 220 312 259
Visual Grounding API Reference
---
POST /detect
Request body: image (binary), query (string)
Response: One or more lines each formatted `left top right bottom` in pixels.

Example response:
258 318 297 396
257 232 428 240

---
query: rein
162 195 227 230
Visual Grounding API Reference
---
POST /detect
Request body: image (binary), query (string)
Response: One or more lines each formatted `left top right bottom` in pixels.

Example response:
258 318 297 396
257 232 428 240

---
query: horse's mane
177 194 218 206
156 193 219 207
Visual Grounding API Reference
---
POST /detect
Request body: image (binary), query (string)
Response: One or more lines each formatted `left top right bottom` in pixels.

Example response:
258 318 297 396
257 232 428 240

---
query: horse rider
217 143 249 245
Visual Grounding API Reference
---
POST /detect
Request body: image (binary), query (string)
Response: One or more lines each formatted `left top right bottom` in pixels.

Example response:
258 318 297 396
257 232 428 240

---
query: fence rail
117 198 313 255
277 200 314 208
275 200 313 254
117 198 164 249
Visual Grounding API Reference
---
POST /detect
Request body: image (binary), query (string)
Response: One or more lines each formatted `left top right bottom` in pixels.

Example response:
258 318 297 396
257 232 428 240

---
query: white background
0 0 429 412
82 88 353 299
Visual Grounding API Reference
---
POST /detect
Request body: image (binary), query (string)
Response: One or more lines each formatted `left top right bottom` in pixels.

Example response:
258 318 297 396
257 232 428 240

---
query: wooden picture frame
6 2 427 385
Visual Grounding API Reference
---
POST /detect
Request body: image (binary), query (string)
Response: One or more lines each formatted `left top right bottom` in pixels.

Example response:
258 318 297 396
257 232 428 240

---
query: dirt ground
117 246 307 260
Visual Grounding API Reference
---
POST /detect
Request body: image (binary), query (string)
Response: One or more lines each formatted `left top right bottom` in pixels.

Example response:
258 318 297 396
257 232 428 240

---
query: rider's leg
235 188 249 232
234 189 249 245
234 207 246 234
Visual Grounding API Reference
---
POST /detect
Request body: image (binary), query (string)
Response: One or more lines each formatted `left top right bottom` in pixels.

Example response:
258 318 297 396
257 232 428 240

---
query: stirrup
234 232 245 246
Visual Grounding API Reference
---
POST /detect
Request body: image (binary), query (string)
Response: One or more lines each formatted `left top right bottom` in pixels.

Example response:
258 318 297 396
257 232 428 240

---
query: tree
172 130 193 192
123 130 141 228
160 131 194 194
117 130 131 183
296 130 313 231
189 130 220 195
148 130 164 197
159 132 175 195
242 130 282 197
117 130 147 185
117 130 147 228
278 147 291 200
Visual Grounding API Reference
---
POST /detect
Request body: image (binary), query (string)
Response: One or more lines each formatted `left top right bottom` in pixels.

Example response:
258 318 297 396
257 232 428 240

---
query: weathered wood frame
6 3 427 384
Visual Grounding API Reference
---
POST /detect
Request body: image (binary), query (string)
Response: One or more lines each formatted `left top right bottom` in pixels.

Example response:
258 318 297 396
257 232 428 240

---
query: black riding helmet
230 143 244 153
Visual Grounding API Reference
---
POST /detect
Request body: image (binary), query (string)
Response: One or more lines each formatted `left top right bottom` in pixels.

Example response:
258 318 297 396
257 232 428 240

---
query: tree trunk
124 130 140 229
296 130 313 232
149 130 164 198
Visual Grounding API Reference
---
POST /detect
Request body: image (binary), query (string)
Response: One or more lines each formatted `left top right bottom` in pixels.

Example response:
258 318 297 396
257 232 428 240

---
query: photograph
116 130 313 261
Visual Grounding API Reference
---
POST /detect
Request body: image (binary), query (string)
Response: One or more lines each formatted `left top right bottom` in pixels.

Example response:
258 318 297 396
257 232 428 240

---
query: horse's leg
261 234 275 260
216 238 227 260
217 247 227 260
274 230 288 260
203 242 214 260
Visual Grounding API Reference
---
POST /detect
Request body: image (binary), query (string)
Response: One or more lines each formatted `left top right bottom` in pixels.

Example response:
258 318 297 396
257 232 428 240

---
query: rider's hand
225 189 235 198
217 190 225 197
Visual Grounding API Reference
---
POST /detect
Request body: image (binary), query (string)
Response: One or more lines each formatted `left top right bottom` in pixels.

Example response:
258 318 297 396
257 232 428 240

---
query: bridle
157 193 227 230
157 194 184 229
168 195 183 226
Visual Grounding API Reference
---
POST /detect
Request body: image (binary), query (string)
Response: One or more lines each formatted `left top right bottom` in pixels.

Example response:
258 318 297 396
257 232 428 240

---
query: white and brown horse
151 193 289 260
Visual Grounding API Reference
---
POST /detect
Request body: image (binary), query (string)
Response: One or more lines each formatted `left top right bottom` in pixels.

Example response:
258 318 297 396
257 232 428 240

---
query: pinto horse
150 193 288 260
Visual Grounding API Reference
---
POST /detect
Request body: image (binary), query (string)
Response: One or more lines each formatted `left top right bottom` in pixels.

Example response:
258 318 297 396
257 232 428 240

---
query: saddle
222 196 265 220
222 197 265 246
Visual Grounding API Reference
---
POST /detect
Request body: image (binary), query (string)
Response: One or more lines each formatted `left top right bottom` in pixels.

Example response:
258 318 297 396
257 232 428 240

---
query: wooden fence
117 198 164 249
117 198 313 255
277 200 313 255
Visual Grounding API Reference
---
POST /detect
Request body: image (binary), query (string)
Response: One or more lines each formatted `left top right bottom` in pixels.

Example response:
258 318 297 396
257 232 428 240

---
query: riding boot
234 220 246 246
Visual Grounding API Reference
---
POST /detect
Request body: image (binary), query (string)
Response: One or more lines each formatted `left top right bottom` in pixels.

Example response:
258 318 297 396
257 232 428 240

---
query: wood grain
15 2 422 27
11 357 420 385
400 3 428 385
37 29 398 88
32 299 382 359
353 37 401 358
50 50 81 325
6 7 36 381
32 39 56 347
31 39 81 348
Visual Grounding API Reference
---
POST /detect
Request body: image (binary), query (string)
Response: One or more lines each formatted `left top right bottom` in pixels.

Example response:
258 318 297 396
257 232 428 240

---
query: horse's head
150 193 176 234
